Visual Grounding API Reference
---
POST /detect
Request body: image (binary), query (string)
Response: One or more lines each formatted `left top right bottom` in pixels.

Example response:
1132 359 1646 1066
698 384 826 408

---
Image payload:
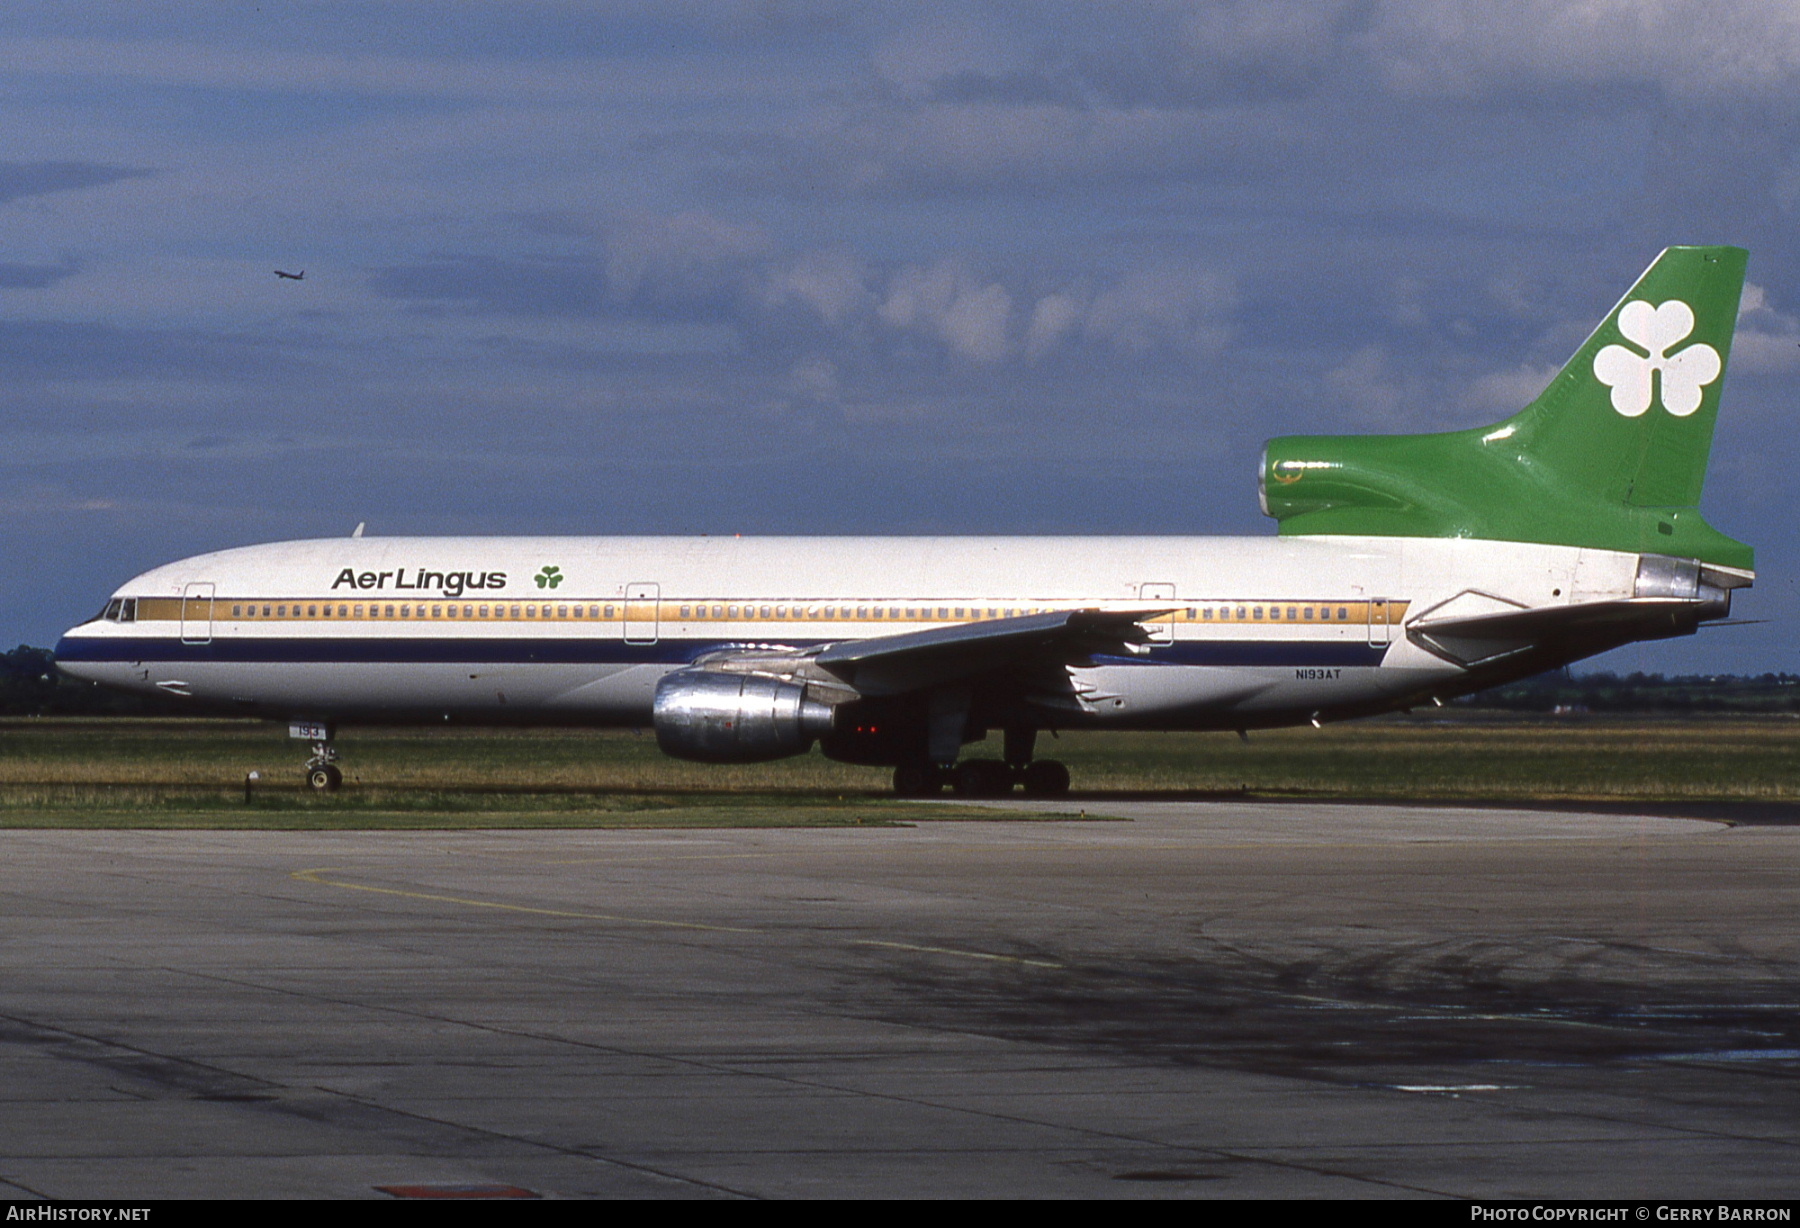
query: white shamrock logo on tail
1592 300 1721 418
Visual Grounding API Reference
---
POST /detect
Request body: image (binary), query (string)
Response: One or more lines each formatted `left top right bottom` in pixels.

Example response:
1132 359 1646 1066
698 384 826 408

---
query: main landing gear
892 726 1071 799
892 758 1072 799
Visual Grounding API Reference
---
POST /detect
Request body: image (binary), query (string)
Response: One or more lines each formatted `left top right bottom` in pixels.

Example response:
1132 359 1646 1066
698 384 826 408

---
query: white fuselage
55 533 1644 730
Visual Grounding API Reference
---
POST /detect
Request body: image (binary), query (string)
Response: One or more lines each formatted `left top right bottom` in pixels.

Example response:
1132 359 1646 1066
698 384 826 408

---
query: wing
811 608 1166 696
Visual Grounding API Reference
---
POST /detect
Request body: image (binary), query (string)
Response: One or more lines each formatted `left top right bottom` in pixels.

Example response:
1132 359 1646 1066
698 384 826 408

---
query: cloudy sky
4 1 1798 674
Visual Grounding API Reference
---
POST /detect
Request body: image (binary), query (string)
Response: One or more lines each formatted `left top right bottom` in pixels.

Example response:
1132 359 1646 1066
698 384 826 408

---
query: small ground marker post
245 771 260 805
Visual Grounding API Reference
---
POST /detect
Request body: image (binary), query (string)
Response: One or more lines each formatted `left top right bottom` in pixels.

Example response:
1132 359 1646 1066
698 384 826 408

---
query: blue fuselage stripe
55 635 1389 669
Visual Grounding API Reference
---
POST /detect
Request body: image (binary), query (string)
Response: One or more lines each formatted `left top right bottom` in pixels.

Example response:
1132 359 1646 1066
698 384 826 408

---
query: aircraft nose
53 636 81 680
52 633 106 683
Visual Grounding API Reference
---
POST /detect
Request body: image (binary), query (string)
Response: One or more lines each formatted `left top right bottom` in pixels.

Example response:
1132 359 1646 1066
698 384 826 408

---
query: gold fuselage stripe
122 596 1409 627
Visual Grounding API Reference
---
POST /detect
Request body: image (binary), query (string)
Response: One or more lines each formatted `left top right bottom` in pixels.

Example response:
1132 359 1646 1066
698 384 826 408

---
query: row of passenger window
209 600 1374 623
674 604 1056 621
1197 605 1356 622
670 604 1359 621
233 602 617 621
669 603 1360 622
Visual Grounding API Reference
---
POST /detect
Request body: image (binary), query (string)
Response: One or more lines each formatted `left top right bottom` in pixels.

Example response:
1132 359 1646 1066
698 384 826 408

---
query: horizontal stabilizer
1409 596 1718 668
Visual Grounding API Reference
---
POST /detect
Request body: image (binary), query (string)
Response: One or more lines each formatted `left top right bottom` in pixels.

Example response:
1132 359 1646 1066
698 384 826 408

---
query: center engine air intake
653 670 836 763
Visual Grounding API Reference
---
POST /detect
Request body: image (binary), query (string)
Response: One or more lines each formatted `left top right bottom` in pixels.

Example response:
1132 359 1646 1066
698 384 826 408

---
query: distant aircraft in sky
273 269 304 280
59 248 1753 796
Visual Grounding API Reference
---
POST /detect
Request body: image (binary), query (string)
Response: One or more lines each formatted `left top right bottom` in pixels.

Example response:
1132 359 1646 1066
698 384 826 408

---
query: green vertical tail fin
1261 246 1752 571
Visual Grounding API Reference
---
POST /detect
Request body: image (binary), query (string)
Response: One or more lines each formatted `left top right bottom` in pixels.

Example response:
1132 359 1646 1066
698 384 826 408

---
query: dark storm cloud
365 252 755 323
709 0 1800 220
0 160 150 205
0 320 317 382
0 257 80 290
367 213 770 322
367 255 612 318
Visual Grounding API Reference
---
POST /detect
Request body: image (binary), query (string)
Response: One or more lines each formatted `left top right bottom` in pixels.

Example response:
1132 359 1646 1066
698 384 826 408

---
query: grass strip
0 715 1793 828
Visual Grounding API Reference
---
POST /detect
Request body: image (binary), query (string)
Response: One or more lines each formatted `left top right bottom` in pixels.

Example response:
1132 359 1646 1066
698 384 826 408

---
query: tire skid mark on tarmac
0 1008 752 1198
290 866 1061 967
860 939 1800 1086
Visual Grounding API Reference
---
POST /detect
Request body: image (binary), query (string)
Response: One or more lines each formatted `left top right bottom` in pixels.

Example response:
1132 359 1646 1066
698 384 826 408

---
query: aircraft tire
306 765 343 792
954 759 1015 798
1020 760 1071 797
892 763 941 797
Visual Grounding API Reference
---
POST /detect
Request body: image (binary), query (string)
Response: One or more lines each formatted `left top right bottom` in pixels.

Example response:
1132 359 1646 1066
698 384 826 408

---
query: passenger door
1366 598 1395 648
180 582 214 645
625 582 659 645
1138 582 1176 644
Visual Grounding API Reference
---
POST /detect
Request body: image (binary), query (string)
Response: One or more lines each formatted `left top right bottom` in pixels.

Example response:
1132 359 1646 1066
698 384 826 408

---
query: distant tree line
1458 667 1800 714
0 645 189 716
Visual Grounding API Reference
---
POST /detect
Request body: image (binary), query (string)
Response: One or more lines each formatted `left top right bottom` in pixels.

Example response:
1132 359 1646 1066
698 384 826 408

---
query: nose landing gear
291 721 343 792
304 742 342 791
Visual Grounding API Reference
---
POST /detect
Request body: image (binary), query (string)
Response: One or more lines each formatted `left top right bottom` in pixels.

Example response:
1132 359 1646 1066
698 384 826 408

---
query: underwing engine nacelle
653 670 837 763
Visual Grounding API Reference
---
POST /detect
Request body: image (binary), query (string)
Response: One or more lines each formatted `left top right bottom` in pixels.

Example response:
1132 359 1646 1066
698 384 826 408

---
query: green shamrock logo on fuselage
535 565 563 589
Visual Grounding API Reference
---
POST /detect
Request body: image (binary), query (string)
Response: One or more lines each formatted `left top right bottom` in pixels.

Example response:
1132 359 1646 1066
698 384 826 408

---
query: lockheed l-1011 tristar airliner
57 247 1755 797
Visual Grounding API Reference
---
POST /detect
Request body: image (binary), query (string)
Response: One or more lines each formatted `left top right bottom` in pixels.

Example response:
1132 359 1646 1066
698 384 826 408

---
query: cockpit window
103 599 123 621
119 598 136 623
